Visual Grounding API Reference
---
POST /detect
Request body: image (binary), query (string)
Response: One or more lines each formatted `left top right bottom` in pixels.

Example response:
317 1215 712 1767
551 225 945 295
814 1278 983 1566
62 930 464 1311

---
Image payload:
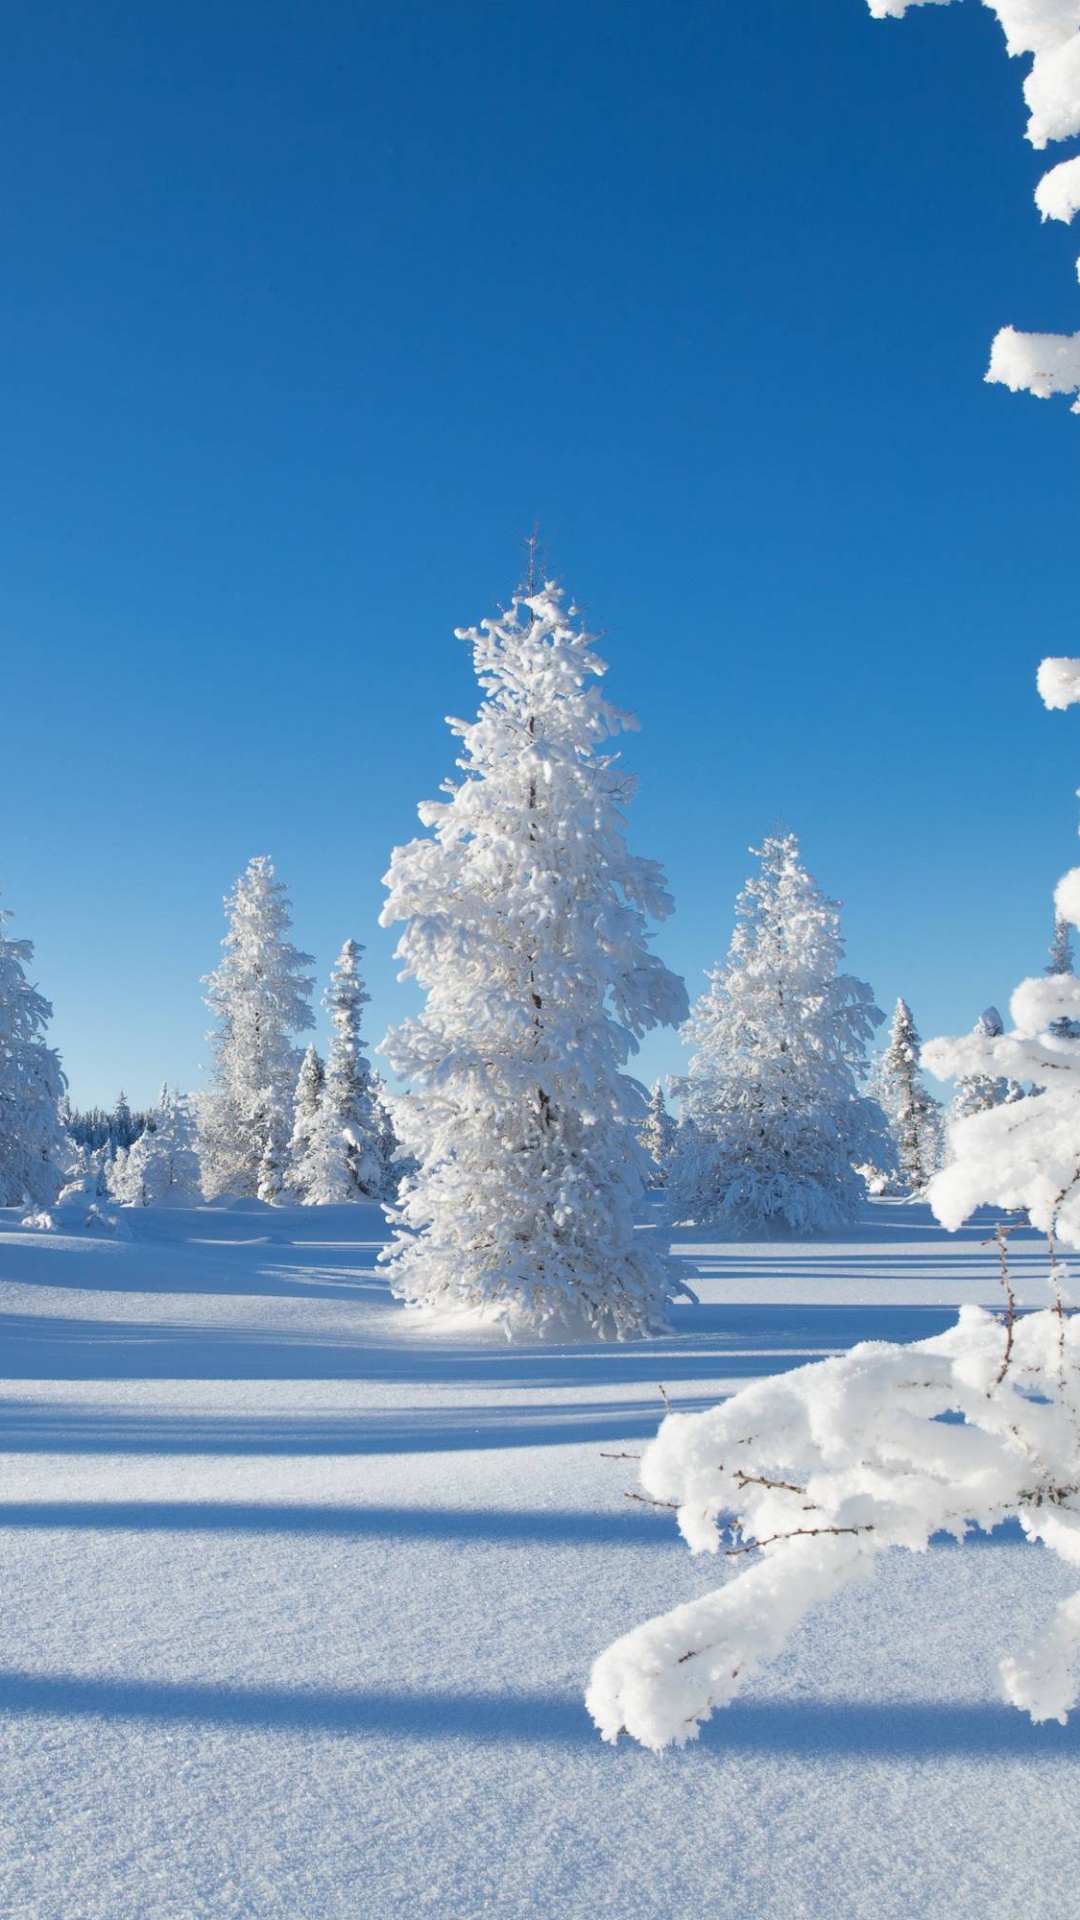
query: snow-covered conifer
669 835 887 1232
873 997 942 1191
370 1073 405 1201
949 1007 1024 1121
288 1044 325 1201
639 1081 676 1188
301 941 381 1204
198 857 314 1200
379 576 690 1338
109 1092 202 1207
112 1091 138 1151
867 0 1080 409
1046 916 1080 1038
0 895 68 1207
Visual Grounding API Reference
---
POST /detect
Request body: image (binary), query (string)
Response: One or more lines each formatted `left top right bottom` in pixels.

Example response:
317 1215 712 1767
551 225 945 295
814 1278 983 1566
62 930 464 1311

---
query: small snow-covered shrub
108 1093 202 1207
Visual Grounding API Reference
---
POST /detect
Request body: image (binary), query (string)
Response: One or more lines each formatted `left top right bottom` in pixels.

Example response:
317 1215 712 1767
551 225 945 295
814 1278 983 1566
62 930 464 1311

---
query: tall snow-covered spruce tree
379 576 690 1338
873 997 942 1191
670 834 887 1231
639 1081 676 1188
198 857 314 1201
288 1044 325 1200
0 893 68 1206
301 940 382 1204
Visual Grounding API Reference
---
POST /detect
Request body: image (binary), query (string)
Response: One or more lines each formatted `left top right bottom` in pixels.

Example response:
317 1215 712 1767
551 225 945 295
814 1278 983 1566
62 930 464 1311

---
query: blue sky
3 0 1079 1107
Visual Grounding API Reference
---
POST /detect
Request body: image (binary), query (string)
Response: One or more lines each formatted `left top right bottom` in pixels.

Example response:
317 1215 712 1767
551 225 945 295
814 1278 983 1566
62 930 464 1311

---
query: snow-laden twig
587 1272 1080 1750
868 0 1080 409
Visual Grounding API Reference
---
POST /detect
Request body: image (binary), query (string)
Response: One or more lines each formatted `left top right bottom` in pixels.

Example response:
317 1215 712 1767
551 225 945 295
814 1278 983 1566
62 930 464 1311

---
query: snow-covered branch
868 0 1080 408
587 1296 1080 1750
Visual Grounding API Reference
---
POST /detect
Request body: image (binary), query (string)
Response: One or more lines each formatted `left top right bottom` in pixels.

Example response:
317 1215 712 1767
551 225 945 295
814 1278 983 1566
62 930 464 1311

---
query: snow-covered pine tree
256 1100 293 1205
198 856 315 1200
288 1044 325 1201
639 1081 676 1188
370 1072 406 1201
873 997 942 1191
1046 916 1080 1038
0 894 68 1207
301 940 381 1204
112 1091 138 1151
670 834 887 1232
109 1091 202 1206
949 1007 1024 1121
379 575 690 1338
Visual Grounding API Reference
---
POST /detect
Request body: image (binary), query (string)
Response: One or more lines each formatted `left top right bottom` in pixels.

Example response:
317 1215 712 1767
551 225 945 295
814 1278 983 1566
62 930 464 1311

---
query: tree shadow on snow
0 1304 965 1387
0 1499 678 1547
0 1671 1075 1760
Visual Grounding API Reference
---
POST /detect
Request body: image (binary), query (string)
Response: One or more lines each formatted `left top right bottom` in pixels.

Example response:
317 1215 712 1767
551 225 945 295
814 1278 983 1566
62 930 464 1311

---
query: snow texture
379 579 689 1340
3 1201 1079 1919
1038 655 1080 709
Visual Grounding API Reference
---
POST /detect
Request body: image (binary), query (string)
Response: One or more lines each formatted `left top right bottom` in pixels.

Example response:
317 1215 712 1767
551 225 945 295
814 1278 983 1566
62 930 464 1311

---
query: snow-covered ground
1 1201 1078 1918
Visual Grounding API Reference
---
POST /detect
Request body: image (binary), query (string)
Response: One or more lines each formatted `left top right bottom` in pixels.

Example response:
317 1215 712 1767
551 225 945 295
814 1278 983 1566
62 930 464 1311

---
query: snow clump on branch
587 1294 1080 1750
867 0 1080 408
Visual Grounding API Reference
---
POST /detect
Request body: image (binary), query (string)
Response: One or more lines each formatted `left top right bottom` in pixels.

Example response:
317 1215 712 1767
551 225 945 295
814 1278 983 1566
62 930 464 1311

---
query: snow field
1 1203 1079 1917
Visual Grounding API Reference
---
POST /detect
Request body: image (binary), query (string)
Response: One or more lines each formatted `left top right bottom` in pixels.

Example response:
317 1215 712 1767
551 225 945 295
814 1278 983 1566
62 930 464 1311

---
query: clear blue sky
3 0 1079 1108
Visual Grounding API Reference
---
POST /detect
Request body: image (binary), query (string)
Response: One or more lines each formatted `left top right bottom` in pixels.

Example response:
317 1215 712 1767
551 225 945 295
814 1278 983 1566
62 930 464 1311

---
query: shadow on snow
0 1670 1073 1759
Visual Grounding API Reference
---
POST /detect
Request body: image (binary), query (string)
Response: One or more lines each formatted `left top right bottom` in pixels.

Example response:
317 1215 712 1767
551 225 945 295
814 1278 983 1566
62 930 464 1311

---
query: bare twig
658 1383 673 1415
723 1523 874 1558
624 1491 680 1511
600 1451 641 1461
983 1219 1024 1386
733 1470 808 1497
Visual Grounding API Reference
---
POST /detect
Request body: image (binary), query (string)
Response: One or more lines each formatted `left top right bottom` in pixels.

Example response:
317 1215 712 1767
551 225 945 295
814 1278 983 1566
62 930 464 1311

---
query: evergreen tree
109 1091 202 1206
1047 916 1080 1039
0 894 68 1207
198 856 314 1199
112 1091 137 1151
302 941 382 1204
639 1081 676 1188
379 576 689 1337
875 998 943 1191
288 1044 325 1201
950 1007 1024 1121
670 834 886 1232
370 1072 409 1202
